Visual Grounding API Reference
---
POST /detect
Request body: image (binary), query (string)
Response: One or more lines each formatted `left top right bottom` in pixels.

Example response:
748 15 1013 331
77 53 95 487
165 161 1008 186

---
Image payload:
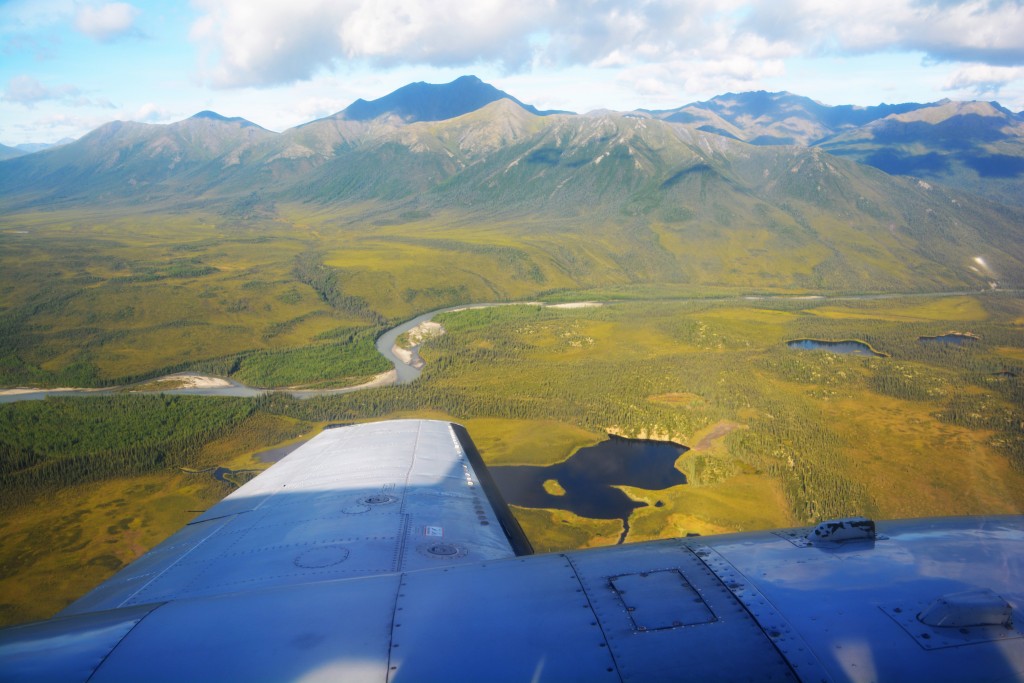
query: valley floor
2 292 1023 626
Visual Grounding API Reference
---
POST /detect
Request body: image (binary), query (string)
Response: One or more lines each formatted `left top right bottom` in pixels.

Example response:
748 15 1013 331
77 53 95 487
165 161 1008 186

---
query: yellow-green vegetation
194 412 314 470
0 401 313 630
509 506 624 552
817 392 1021 518
808 296 990 322
542 479 567 496
2 276 1024 628
620 474 794 541
7 203 1009 390
997 347 1024 361
648 392 706 408
460 417 602 466
0 208 389 389
280 292 1024 525
0 471 226 626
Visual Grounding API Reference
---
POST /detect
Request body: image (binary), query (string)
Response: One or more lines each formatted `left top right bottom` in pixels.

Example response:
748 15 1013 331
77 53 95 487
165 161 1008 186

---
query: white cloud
187 0 754 88
133 102 175 123
74 2 141 42
623 55 787 105
742 0 1024 65
3 75 79 105
943 64 1024 96
293 96 349 121
12 111 111 141
187 0 1024 90
2 75 118 109
0 0 76 32
190 0 554 88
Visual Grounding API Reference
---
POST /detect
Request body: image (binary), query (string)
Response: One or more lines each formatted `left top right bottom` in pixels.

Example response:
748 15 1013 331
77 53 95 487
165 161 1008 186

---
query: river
0 289 1006 404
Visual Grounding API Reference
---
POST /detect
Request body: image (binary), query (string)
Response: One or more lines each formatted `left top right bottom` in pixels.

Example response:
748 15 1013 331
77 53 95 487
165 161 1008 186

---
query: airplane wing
58 419 531 616
1 418 1022 682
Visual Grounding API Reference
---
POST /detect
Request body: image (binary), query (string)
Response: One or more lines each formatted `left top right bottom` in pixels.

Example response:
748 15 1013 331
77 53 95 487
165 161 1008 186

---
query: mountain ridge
642 90 928 146
333 75 570 123
0 77 1022 267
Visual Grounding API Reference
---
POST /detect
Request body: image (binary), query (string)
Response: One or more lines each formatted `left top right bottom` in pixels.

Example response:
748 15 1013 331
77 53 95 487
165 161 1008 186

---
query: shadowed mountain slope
0 143 24 161
819 100 1024 206
645 91 924 146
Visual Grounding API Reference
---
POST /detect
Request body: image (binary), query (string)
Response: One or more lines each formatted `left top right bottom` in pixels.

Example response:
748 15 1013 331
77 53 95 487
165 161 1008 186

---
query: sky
1 0 1023 146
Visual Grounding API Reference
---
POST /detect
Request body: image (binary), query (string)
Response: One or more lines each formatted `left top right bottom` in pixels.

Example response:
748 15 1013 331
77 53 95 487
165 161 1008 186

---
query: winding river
0 289 1005 404
0 301 554 403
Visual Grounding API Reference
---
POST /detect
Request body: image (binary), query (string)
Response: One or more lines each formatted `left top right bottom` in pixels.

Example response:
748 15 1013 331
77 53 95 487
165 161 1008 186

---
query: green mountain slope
0 113 276 207
265 104 1024 292
0 81 1022 295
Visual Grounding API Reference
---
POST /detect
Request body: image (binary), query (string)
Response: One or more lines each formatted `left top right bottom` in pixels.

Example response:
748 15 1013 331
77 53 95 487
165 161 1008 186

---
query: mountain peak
337 75 566 124
187 111 264 129
191 110 229 121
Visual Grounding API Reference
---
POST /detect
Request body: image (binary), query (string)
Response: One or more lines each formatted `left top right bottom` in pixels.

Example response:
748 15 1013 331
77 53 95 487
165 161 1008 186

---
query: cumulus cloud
133 102 175 123
3 75 79 105
190 0 768 88
742 0 1024 65
2 75 117 108
189 0 555 87
74 2 141 42
625 54 787 101
188 0 1024 90
944 64 1024 96
12 111 118 141
293 96 350 121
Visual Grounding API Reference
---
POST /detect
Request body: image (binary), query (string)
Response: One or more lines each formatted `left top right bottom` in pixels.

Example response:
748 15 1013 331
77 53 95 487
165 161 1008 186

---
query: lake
787 339 886 357
489 435 688 544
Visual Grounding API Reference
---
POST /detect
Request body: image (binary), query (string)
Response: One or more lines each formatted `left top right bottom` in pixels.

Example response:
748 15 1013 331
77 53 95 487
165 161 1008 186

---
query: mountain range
2 75 1023 292
2 75 1020 206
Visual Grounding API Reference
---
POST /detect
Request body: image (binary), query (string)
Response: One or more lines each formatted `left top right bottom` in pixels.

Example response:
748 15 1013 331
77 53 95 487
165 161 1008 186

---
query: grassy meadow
1 206 1023 627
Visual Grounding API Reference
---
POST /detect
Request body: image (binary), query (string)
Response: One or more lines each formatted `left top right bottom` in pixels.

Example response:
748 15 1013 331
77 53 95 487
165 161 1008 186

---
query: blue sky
2 0 1023 145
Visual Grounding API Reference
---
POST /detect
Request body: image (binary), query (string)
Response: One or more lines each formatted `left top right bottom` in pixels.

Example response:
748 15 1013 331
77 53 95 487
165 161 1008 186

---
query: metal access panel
611 570 716 631
567 540 800 683
388 554 618 682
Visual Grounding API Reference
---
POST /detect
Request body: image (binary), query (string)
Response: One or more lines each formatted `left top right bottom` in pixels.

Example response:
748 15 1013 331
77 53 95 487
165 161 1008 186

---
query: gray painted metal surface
2 419 1022 682
62 420 519 616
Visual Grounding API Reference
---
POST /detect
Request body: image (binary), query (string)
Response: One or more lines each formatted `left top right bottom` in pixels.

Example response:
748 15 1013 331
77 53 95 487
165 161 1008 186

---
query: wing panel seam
567 553 623 679
687 544 833 682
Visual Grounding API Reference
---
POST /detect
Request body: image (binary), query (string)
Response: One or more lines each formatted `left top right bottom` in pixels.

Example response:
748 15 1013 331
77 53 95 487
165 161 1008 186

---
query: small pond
787 339 886 357
919 333 978 345
186 466 262 488
489 435 688 544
